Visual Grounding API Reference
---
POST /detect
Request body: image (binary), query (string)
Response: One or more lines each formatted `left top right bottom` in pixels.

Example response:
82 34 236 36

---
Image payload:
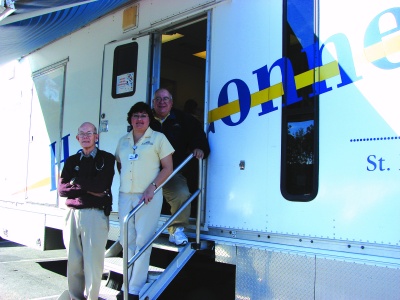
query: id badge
128 153 139 161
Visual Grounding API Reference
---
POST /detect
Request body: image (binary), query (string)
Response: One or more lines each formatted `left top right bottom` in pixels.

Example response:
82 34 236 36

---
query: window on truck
112 42 138 98
281 0 319 201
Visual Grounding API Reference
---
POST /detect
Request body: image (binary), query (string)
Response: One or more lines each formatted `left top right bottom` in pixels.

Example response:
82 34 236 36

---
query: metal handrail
127 190 200 266
122 153 199 299
195 158 204 245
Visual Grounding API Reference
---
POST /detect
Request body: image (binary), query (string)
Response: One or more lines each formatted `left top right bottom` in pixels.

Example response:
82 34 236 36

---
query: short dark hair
127 102 154 125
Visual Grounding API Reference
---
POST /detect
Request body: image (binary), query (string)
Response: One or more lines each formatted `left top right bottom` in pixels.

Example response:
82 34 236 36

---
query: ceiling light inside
193 51 206 59
162 33 184 43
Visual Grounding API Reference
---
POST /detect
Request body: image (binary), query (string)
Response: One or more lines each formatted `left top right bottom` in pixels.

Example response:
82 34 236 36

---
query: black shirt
150 108 210 170
58 148 115 209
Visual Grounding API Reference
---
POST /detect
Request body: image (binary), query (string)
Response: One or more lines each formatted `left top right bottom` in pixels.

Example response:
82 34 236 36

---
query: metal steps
102 235 200 299
104 235 187 272
99 283 120 300
104 256 166 280
102 174 207 299
141 241 197 300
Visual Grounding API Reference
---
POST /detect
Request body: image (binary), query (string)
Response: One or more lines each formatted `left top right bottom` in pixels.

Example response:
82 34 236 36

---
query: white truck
0 0 399 298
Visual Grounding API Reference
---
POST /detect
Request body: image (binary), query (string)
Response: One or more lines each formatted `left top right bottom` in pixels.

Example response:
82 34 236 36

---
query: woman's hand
141 184 156 204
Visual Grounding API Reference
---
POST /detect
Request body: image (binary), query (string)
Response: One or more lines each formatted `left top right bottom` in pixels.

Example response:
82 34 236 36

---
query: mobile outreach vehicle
0 0 399 299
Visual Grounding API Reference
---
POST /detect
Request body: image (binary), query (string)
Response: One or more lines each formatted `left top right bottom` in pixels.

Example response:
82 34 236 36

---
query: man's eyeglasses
132 114 149 119
78 131 96 137
154 96 171 102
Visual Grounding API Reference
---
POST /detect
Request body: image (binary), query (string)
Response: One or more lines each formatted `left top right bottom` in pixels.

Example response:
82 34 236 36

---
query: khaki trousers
163 173 191 233
63 208 109 300
118 191 163 295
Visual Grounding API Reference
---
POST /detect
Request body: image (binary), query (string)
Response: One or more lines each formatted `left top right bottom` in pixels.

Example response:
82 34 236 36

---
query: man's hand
87 191 107 197
193 148 204 159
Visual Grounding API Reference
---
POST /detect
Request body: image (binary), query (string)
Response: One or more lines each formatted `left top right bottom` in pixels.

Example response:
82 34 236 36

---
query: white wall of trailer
207 0 284 232
206 0 400 254
0 0 225 247
0 61 32 203
0 0 221 209
203 0 400 291
317 1 400 244
0 0 399 297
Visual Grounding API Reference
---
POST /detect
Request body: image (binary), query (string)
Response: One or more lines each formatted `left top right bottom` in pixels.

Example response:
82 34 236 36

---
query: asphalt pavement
0 237 68 300
0 237 235 300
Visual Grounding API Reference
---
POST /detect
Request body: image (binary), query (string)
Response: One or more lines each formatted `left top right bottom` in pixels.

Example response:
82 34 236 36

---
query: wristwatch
152 182 157 189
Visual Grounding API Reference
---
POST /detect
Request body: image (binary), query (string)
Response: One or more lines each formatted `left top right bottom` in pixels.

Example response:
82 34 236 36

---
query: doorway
155 16 208 217
158 17 207 121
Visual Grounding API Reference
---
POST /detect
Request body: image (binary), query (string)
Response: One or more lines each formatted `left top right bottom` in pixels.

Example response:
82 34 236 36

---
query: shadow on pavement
0 238 24 248
37 260 68 277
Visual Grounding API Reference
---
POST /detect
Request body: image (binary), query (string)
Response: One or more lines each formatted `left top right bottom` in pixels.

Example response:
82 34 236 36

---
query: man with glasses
58 122 115 300
151 88 210 245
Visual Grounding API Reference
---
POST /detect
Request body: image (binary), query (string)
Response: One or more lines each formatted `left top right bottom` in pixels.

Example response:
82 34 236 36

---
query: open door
154 16 208 221
99 35 151 212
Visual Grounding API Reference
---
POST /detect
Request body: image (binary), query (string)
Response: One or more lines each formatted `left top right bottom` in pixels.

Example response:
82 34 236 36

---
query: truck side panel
206 0 400 247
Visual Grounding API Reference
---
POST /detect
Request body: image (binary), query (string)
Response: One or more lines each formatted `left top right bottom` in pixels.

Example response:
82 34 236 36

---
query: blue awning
0 0 132 65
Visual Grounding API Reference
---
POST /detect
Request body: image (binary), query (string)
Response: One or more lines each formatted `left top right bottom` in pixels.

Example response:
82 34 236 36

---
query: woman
115 102 174 300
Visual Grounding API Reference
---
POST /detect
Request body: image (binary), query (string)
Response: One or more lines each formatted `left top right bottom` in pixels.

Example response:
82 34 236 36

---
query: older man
151 88 210 245
58 122 115 300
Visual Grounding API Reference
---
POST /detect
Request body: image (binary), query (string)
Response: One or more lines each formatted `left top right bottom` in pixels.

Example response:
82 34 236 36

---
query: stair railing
122 153 202 300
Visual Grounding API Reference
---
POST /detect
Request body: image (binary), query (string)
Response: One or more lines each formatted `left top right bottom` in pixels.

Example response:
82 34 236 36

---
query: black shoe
116 291 139 300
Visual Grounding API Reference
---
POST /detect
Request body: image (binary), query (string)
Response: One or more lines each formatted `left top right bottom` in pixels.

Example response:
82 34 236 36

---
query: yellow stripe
364 34 400 62
295 69 314 90
365 41 386 62
27 177 51 190
12 177 51 195
319 60 340 80
208 34 399 124
208 82 286 122
208 100 240 123
208 61 339 123
383 34 400 56
251 83 284 107
294 60 340 90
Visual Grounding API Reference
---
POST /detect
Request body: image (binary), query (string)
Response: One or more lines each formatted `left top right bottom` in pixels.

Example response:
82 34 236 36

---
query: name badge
128 153 139 161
